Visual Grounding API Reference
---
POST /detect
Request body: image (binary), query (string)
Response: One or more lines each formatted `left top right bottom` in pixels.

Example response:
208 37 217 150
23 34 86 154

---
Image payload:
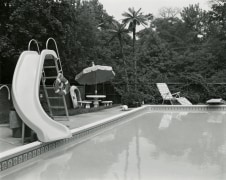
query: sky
98 0 211 21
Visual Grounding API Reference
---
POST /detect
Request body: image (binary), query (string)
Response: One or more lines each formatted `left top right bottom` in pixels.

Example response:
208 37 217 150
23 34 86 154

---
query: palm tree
122 8 149 53
122 7 150 89
108 21 129 91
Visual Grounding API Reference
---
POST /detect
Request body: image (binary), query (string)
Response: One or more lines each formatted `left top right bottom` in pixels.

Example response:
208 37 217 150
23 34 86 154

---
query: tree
152 17 187 49
108 21 130 91
135 28 173 102
180 4 209 43
122 7 151 89
206 0 226 80
158 7 181 18
0 0 115 83
122 7 150 53
136 29 172 81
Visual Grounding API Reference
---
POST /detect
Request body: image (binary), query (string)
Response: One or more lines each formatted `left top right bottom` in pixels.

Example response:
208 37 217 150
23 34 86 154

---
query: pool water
2 111 226 180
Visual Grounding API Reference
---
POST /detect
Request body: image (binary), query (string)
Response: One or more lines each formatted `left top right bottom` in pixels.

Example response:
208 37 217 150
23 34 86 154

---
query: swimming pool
2 110 226 180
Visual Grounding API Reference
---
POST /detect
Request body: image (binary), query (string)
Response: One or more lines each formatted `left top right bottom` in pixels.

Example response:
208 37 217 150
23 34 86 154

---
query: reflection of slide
12 50 72 142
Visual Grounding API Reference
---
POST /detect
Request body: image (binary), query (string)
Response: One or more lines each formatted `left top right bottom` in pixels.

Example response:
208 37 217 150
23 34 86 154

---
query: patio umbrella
75 62 115 94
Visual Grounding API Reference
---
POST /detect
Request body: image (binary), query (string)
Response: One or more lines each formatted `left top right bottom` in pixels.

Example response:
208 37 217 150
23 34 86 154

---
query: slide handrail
45 37 60 58
0 84 10 100
28 39 40 54
45 37 63 74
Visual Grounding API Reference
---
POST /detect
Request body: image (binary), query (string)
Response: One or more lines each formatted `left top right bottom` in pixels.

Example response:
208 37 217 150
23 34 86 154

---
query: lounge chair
70 86 92 108
156 83 192 105
206 98 226 105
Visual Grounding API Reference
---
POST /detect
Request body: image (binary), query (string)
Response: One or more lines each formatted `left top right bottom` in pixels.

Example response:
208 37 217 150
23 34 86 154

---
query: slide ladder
41 38 69 121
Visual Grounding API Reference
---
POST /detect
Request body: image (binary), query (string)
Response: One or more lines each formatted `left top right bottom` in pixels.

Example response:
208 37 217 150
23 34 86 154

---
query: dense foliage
0 0 225 104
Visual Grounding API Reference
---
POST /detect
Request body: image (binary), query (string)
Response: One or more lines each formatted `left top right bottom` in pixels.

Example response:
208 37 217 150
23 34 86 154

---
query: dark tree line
0 0 225 103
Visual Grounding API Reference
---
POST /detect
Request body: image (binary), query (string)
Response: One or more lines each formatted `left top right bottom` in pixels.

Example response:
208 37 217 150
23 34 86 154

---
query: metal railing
28 39 40 54
0 84 10 100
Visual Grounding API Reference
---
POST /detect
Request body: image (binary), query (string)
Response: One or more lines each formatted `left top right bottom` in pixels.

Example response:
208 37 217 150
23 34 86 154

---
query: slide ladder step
49 106 65 109
44 76 57 80
45 87 55 89
53 116 70 121
48 96 62 99
44 66 57 69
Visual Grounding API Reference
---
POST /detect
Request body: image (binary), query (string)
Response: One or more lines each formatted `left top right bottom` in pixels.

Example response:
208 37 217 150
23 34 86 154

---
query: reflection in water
123 143 129 180
39 151 72 180
158 112 189 130
2 111 226 180
158 113 172 130
207 112 225 124
2 150 73 180
175 111 188 120
135 123 141 180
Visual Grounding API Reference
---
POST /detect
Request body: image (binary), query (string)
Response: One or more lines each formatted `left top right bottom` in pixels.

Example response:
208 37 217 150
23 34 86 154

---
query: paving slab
58 106 125 129
0 106 125 153
0 125 22 152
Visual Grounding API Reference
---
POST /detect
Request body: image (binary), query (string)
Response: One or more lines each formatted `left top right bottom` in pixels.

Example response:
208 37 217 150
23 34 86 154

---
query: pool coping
0 104 225 173
147 104 226 111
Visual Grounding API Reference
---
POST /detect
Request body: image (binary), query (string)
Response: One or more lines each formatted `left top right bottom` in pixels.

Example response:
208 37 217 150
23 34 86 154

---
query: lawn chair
156 83 192 105
206 98 226 105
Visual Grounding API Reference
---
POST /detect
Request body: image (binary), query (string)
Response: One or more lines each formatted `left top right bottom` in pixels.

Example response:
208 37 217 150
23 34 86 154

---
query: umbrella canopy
75 62 115 94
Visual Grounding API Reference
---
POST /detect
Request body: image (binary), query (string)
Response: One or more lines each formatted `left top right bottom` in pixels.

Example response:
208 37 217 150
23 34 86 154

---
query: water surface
2 111 226 180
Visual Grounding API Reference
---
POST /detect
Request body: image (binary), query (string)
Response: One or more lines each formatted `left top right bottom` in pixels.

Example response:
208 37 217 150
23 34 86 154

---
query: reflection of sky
2 111 226 180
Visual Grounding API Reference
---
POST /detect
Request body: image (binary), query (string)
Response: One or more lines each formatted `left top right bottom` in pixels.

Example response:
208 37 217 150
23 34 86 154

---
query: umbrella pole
95 84 97 95
95 71 97 95
84 85 86 98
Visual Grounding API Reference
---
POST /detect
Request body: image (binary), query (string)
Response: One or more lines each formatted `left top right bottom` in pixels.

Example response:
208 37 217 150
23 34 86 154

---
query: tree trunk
133 27 137 90
119 36 129 91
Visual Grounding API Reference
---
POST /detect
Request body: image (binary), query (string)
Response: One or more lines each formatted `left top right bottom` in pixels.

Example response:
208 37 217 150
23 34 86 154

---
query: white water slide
12 50 72 142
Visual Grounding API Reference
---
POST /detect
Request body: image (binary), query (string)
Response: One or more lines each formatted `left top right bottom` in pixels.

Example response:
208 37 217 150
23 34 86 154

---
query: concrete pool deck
0 106 128 153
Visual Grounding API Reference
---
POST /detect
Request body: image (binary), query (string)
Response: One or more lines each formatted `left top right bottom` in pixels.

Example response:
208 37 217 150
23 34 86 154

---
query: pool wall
148 104 226 111
0 106 146 173
0 105 225 173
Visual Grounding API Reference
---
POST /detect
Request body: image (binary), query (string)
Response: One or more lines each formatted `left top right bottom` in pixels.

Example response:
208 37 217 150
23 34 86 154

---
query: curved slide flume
12 50 72 142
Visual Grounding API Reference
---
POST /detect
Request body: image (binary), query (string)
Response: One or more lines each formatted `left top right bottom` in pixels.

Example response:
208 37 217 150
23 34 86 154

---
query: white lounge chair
206 98 226 105
156 83 192 105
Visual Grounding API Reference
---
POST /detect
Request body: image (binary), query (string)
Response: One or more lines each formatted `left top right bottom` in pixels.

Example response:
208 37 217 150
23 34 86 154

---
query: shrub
180 73 213 104
121 90 144 107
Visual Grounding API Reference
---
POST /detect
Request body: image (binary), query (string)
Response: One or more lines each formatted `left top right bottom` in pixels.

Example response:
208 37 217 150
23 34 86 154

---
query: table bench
101 101 113 106
78 101 92 108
